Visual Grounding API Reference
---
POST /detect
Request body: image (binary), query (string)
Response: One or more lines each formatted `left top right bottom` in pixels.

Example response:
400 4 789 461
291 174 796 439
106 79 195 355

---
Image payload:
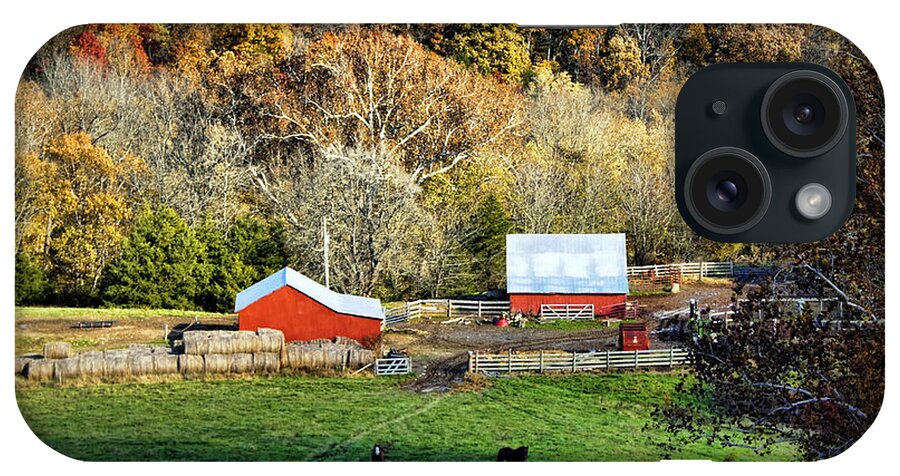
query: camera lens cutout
761 70 849 158
684 147 772 235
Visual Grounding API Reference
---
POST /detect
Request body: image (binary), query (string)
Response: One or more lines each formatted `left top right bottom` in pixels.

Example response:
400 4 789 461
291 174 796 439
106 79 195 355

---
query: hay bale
182 331 213 355
309 338 332 345
257 328 284 353
204 354 230 374
229 353 254 373
15 355 40 375
53 358 82 382
152 354 179 374
206 331 235 355
128 344 154 354
79 350 105 359
43 342 70 360
130 354 155 376
334 336 361 348
231 331 260 353
252 352 280 373
178 354 204 375
104 349 130 359
27 359 55 381
104 355 131 378
78 355 105 378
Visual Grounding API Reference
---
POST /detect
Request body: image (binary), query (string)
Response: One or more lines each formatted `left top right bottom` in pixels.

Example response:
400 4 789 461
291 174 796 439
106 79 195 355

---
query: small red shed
506 234 629 317
619 322 650 351
235 267 384 344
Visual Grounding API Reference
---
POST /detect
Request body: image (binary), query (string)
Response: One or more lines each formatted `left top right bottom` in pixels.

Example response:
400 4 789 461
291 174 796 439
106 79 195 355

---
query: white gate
375 357 412 376
539 304 595 320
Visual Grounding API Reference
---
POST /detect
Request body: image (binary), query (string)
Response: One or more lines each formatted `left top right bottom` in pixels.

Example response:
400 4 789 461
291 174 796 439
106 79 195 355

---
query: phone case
14 23 884 462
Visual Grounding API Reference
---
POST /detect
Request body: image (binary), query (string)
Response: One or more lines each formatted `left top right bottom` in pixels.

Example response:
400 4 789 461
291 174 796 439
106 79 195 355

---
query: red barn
506 234 629 317
235 267 384 344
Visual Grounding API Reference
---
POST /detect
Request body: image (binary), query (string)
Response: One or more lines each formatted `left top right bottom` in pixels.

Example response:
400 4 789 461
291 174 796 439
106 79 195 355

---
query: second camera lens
761 70 849 158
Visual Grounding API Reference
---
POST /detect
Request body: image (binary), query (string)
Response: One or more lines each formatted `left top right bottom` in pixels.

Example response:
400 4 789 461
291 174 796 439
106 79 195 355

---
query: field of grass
16 373 794 461
15 306 235 356
15 306 232 321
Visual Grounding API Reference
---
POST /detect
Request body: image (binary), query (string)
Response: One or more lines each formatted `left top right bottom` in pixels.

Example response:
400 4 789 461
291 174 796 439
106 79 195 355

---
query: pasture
16 372 793 461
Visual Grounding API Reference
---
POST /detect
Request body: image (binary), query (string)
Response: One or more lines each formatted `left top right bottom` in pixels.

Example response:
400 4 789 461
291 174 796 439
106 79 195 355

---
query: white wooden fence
384 300 510 325
627 261 734 280
375 357 412 376
540 304 594 320
468 348 689 373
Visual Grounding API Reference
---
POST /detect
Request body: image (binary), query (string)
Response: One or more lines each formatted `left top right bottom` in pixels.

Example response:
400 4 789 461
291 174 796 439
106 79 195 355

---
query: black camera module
761 70 849 158
684 147 771 235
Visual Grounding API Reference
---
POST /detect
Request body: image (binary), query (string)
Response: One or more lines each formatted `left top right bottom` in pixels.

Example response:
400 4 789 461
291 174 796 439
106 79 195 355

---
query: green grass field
16 373 794 461
533 319 634 331
15 306 232 321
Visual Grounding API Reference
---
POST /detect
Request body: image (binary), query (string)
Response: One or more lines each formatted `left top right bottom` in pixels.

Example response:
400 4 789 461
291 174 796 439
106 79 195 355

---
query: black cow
371 444 384 461
497 446 528 461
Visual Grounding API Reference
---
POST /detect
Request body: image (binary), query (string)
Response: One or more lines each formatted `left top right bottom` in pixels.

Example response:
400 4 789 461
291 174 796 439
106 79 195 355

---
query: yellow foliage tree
24 133 142 293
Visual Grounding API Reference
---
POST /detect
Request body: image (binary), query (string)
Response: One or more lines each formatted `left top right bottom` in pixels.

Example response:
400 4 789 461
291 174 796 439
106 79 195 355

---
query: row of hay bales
182 329 375 371
17 329 377 383
18 344 180 382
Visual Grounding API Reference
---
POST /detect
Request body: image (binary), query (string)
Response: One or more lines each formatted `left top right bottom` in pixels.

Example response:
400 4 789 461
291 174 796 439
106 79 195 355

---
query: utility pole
323 216 330 289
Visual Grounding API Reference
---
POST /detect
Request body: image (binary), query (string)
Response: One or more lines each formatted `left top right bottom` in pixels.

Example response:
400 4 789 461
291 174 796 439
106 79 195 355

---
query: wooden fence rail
468 348 689 374
384 300 510 325
627 261 735 280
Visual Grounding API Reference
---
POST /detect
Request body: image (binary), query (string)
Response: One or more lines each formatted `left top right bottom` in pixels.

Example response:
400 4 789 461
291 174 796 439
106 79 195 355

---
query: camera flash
795 183 832 220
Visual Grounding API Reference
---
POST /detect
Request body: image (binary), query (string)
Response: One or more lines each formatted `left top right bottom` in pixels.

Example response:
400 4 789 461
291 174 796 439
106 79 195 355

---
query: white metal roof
234 267 385 320
506 234 629 294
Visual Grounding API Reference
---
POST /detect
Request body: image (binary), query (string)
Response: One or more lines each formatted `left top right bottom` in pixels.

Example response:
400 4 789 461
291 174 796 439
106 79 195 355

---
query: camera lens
761 70 849 158
684 147 771 235
794 104 815 124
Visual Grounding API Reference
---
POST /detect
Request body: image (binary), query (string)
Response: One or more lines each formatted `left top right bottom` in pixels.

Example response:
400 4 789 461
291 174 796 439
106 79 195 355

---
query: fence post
572 351 577 373
606 350 611 370
539 350 544 373
164 324 168 342
467 351 473 373
508 348 513 373
447 300 452 319
700 261 705 281
474 351 479 373
669 348 674 368
730 261 735 277
478 301 482 318
634 350 639 369
406 302 410 320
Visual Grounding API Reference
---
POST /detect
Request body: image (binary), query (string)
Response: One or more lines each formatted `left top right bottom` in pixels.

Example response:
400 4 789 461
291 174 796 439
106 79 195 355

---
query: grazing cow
497 446 528 461
371 444 384 461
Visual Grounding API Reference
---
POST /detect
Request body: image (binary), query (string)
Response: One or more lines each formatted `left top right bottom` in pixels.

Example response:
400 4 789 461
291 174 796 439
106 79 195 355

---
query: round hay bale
104 349 130 359
78 355 105 378
128 344 154 354
183 331 212 355
309 338 331 345
130 354 155 376
79 350 105 359
283 345 302 369
252 352 280 373
257 329 284 353
334 336 361 348
229 353 253 373
178 354 204 375
26 359 55 381
43 342 71 360
204 354 229 374
232 331 261 354
104 355 132 378
15 355 40 375
206 331 235 355
53 358 82 382
152 354 179 374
